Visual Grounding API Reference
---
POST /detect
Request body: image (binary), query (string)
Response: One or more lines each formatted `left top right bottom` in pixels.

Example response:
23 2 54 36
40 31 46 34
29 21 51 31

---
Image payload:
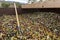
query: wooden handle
14 3 20 27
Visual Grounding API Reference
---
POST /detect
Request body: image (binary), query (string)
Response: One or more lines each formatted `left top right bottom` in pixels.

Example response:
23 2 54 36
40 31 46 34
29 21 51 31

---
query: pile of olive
0 12 60 40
